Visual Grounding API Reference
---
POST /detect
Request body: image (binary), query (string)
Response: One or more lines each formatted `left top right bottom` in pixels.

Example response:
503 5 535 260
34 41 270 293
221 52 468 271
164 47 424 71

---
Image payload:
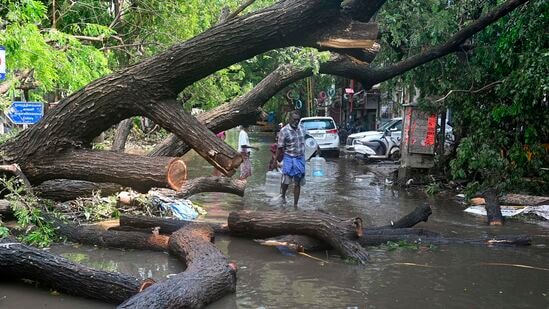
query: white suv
299 116 340 157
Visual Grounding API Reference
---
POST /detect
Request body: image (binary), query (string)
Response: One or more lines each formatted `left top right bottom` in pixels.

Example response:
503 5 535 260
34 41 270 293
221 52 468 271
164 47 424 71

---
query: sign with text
402 106 437 155
6 101 44 125
0 46 5 80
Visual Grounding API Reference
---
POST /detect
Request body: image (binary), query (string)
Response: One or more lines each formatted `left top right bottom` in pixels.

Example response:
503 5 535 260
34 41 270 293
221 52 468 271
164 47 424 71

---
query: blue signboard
6 102 44 125
0 46 5 80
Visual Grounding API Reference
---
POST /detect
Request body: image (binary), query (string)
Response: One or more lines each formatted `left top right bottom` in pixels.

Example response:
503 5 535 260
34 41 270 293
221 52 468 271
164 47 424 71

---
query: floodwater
1 131 548 308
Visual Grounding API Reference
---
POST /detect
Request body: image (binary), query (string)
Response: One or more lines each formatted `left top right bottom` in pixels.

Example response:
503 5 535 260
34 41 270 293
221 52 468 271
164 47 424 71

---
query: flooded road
1 131 548 308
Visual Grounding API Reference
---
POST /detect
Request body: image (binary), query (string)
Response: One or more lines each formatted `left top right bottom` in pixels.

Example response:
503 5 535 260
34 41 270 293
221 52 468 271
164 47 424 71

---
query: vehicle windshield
300 119 336 130
379 119 399 131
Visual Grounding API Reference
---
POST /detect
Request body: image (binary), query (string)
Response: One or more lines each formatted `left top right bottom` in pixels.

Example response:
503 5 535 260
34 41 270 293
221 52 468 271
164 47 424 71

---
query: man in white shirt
238 125 258 180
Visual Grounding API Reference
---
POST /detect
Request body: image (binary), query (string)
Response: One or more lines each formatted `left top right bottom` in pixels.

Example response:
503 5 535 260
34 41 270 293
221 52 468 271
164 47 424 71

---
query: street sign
0 46 5 80
6 101 44 125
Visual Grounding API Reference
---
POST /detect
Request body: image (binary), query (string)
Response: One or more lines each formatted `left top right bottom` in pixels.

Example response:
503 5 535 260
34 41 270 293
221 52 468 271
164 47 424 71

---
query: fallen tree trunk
228 210 369 264
118 214 229 234
51 218 170 251
256 232 531 252
356 234 531 247
34 174 240 201
255 228 440 252
34 179 124 201
0 239 146 304
255 228 438 252
24 150 188 192
119 223 237 308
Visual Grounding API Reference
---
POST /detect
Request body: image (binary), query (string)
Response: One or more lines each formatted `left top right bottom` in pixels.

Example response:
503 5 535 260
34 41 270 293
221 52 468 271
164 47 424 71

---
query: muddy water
1 131 548 308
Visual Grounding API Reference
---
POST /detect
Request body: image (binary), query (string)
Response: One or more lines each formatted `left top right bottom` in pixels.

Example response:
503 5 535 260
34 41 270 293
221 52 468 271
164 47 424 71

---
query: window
391 120 402 131
301 119 336 130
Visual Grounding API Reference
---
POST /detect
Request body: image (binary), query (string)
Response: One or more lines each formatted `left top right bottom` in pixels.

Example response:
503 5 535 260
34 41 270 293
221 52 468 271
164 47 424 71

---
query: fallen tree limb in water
227 210 370 264
118 223 237 308
49 219 236 307
118 214 229 234
373 205 433 229
0 238 147 304
255 228 441 251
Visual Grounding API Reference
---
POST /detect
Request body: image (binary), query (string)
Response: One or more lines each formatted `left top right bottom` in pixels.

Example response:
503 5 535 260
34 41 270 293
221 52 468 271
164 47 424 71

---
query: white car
299 116 340 157
345 117 403 152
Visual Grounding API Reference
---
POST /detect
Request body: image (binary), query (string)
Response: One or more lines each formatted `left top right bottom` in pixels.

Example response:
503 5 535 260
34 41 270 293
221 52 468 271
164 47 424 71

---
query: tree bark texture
24 149 187 192
33 174 241 202
0 199 12 218
149 65 312 157
119 223 237 308
112 119 133 152
119 214 229 235
176 176 246 198
34 179 124 201
0 239 144 304
228 210 369 264
485 189 504 226
51 218 170 251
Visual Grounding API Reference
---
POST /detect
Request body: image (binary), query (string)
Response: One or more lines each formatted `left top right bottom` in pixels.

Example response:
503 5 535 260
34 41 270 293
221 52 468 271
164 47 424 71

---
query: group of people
218 110 306 207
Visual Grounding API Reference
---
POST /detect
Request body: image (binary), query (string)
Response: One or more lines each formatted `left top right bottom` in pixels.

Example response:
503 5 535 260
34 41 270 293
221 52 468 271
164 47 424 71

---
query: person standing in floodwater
276 110 307 208
238 125 258 180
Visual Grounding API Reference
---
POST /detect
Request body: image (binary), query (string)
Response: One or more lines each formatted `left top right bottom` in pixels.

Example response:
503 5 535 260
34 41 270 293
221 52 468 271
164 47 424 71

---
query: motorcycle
351 129 400 162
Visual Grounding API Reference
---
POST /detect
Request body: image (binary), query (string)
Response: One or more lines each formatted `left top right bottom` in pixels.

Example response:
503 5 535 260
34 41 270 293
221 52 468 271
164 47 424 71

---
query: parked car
345 117 403 153
299 116 340 157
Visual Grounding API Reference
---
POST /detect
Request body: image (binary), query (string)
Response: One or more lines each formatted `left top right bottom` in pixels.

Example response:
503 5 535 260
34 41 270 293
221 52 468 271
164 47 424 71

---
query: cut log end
139 278 156 292
167 158 188 190
317 39 378 50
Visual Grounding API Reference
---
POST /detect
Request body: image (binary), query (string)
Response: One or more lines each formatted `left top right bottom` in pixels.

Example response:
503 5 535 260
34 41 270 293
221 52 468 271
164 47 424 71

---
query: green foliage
0 225 8 238
425 181 442 196
0 127 21 145
376 0 549 195
0 0 112 104
74 192 119 222
0 176 56 247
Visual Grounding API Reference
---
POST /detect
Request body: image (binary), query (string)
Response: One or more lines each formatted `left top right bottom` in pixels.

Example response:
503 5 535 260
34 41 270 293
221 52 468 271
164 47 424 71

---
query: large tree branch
149 0 525 157
149 64 311 156
143 100 242 175
176 177 246 199
0 0 382 176
358 0 529 88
